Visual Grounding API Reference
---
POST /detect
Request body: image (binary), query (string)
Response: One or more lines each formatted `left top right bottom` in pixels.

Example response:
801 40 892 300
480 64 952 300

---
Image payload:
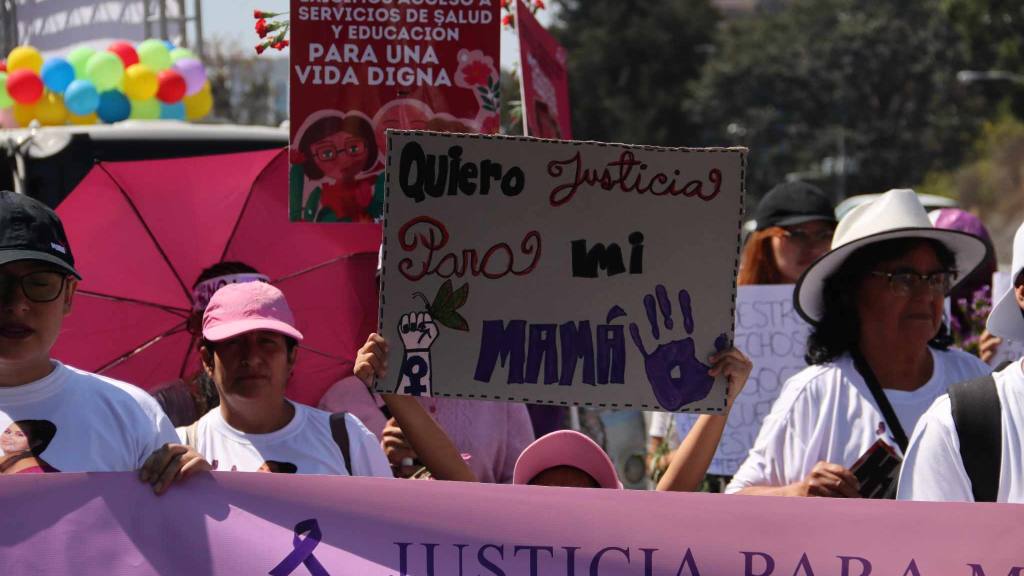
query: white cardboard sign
376 131 745 411
674 284 811 474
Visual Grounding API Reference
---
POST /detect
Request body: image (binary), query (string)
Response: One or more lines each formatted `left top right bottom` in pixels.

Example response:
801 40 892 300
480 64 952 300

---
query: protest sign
288 0 500 222
673 284 810 475
516 0 572 139
990 271 1024 367
2 473 1022 574
375 131 745 412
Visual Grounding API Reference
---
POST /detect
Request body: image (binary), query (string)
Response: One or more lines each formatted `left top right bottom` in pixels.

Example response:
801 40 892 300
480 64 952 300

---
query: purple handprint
629 285 714 411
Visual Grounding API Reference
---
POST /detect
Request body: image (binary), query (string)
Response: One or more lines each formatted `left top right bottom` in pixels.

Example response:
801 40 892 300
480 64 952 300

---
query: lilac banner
0 473 1021 574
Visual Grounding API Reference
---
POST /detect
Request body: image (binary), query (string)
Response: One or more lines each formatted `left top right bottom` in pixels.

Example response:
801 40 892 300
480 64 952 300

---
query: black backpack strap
329 412 352 476
851 351 909 453
949 375 1002 502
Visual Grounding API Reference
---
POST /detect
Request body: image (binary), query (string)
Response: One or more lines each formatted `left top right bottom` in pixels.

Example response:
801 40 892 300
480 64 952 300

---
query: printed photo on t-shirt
0 420 60 474
259 460 298 474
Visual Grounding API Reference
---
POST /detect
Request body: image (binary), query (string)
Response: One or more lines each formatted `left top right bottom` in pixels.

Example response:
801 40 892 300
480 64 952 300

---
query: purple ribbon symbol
269 519 331 576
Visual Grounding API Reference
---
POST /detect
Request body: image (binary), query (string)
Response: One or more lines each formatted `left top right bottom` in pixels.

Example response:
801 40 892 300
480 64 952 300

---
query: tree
688 0 989 201
549 0 720 146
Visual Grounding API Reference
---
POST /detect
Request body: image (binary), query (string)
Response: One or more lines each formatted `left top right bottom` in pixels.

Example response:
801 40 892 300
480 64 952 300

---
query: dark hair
805 238 956 365
192 261 260 289
527 465 600 488
12 420 57 455
299 115 378 180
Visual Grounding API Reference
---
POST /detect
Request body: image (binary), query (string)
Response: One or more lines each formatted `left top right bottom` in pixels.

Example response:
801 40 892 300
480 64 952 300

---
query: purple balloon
173 58 207 96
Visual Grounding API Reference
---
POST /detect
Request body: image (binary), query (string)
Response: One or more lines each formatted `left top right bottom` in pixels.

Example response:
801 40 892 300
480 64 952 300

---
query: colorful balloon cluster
0 40 213 127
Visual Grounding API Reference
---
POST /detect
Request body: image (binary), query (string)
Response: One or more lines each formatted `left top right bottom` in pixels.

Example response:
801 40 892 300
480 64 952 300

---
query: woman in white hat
725 189 991 498
897 221 1024 503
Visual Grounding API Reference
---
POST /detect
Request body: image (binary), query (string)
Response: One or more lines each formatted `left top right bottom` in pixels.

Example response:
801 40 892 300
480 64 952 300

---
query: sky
202 0 555 69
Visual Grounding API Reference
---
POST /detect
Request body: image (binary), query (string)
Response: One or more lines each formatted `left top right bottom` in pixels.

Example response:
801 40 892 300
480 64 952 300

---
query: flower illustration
462 61 492 87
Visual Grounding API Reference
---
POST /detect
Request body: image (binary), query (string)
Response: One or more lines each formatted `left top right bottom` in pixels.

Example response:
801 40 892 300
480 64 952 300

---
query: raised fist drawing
399 311 438 351
396 311 437 397
629 285 714 411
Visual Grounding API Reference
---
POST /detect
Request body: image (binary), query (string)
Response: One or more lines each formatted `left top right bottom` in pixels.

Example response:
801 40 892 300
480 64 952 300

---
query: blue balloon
159 101 185 120
162 40 176 51
41 58 75 93
97 90 131 123
64 80 100 115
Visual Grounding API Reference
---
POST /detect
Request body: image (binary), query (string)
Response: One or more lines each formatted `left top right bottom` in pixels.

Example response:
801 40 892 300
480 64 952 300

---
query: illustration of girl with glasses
0 420 59 474
296 112 381 223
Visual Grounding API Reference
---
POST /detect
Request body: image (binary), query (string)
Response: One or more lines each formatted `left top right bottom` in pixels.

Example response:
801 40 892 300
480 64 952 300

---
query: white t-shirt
726 348 989 493
181 401 392 477
0 362 177 473
897 359 1024 503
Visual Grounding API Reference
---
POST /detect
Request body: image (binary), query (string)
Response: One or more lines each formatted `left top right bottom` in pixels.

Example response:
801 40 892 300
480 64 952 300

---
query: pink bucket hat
513 430 622 489
202 282 304 343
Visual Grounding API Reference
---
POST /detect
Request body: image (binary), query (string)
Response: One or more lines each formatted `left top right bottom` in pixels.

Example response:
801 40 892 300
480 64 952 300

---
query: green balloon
0 73 12 108
169 48 196 63
68 46 96 79
130 97 160 120
85 51 125 92
137 39 172 71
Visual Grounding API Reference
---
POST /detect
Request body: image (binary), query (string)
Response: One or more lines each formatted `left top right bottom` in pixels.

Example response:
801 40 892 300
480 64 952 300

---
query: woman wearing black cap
738 181 837 285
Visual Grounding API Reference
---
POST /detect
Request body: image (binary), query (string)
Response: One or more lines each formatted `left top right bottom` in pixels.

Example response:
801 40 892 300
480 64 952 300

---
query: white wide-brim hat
795 189 989 325
987 221 1024 341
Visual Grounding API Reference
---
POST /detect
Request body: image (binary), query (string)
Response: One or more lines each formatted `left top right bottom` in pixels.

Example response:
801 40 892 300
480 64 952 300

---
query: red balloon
155 69 187 103
0 60 7 72
7 69 44 104
108 41 140 68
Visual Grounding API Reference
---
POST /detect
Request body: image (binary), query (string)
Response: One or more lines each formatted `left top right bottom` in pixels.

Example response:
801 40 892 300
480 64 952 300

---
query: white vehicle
1 121 287 207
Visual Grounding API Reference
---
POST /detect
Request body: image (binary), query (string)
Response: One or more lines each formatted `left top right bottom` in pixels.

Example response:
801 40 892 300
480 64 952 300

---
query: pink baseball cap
513 430 622 489
202 282 304 343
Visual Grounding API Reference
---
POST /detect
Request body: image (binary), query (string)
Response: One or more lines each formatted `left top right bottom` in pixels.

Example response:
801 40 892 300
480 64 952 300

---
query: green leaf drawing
414 280 470 332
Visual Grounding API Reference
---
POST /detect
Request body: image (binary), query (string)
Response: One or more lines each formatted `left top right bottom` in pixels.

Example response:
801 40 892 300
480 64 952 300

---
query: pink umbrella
51 149 381 406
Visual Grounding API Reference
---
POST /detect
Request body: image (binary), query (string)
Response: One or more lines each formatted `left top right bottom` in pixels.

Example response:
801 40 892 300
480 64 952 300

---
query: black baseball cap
0 191 81 279
753 181 837 231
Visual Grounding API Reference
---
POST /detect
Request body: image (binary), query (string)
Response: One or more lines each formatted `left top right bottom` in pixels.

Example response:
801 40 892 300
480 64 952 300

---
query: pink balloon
6 69 43 104
155 69 186 103
173 58 207 96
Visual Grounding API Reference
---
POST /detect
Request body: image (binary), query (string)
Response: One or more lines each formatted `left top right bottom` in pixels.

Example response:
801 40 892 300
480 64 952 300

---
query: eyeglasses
870 270 957 297
313 141 367 162
0 270 69 303
777 227 835 248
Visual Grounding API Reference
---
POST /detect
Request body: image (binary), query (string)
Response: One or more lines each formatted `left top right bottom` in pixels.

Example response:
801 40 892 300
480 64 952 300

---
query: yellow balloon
183 81 212 120
7 46 43 74
68 112 98 125
123 64 158 100
35 92 67 126
12 102 37 127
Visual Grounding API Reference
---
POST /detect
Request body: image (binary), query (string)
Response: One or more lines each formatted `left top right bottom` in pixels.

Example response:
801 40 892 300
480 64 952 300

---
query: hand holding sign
629 285 718 410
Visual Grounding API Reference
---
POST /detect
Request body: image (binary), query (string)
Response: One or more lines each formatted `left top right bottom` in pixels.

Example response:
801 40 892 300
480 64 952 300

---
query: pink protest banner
2 473 1022 574
289 1 501 223
516 0 572 139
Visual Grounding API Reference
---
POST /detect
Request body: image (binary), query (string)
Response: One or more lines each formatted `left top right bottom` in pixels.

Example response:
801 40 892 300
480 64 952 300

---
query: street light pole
957 70 1024 86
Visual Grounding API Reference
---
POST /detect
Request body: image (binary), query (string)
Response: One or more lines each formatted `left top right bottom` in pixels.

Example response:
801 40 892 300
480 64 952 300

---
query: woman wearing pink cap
513 430 622 489
185 282 474 481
